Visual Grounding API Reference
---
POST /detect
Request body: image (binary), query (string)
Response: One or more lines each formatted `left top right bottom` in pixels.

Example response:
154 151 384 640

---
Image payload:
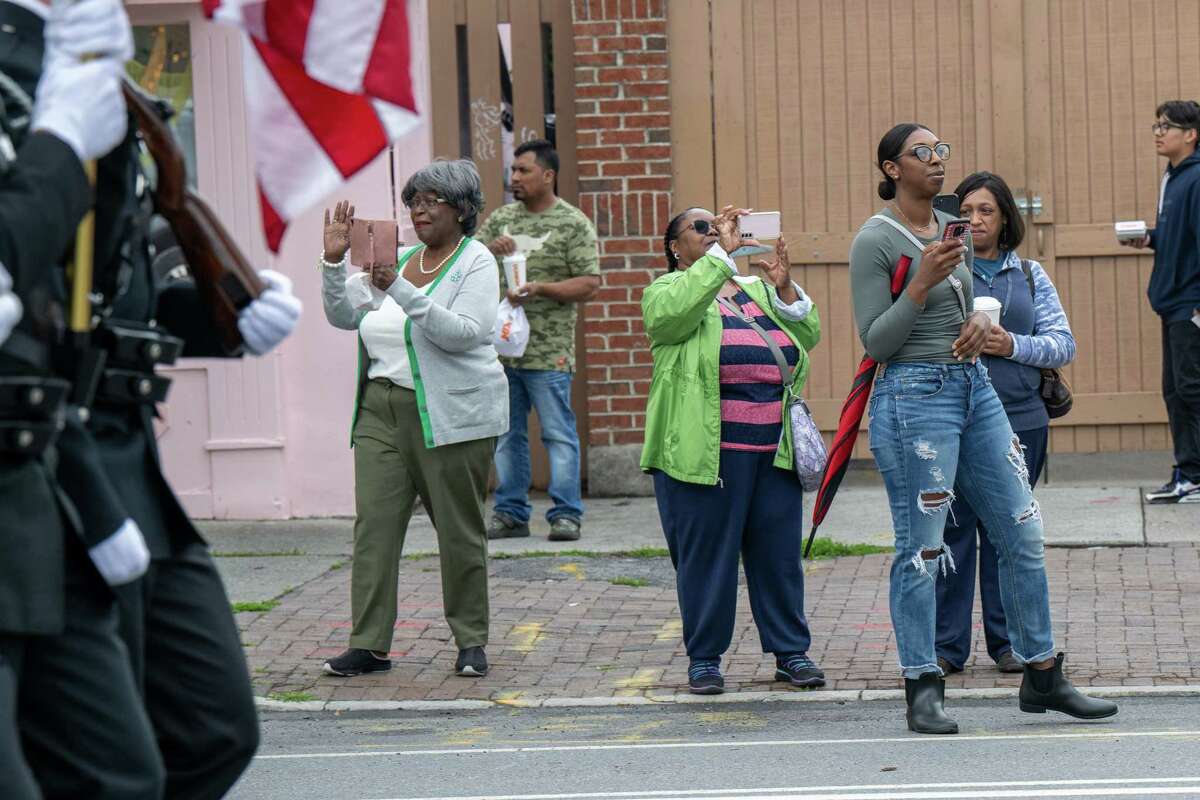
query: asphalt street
229 696 1200 800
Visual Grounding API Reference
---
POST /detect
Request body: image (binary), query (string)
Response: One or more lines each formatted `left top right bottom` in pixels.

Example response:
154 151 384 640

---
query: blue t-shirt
973 251 1007 284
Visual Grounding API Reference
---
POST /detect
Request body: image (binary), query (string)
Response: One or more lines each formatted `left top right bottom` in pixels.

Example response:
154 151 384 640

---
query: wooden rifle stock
121 80 264 355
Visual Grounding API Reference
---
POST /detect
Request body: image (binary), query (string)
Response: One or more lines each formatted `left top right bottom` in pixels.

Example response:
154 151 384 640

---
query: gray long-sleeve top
849 208 974 363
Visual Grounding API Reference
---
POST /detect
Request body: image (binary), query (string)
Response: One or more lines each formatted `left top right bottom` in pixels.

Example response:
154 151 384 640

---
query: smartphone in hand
933 193 960 217
941 218 970 246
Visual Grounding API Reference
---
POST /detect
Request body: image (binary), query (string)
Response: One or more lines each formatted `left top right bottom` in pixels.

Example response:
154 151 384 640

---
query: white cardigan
322 239 509 448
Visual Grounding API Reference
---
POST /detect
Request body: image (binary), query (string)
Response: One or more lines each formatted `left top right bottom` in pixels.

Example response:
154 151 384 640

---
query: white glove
238 269 303 356
0 262 21 345
31 55 127 162
44 0 134 63
88 518 150 586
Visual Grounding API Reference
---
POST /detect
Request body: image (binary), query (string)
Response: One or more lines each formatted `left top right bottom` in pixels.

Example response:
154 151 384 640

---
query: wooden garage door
670 0 1189 456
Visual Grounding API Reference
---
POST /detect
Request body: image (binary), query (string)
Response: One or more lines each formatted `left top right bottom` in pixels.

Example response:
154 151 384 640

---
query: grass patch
806 537 891 560
489 547 671 560
329 560 345 571
231 600 279 613
267 691 317 703
609 576 649 587
213 549 304 558
402 551 438 561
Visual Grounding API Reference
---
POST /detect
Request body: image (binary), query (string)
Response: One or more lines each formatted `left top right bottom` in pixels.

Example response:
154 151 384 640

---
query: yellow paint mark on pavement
614 667 664 689
492 690 529 707
654 619 682 642
442 726 491 746
557 562 585 581
510 622 545 653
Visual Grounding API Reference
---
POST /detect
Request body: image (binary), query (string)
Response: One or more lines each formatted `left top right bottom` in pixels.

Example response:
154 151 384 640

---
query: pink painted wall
131 1 432 518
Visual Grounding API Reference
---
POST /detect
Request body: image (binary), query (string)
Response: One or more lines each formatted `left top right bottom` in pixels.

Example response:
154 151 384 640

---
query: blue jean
652 450 812 659
935 426 1048 670
494 367 584 524
868 361 1055 679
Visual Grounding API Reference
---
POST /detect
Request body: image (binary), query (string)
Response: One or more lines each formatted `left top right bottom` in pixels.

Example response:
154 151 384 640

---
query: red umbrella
804 255 913 558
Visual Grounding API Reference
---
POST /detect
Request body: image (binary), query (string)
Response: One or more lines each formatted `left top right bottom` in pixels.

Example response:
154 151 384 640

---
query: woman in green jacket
641 206 823 694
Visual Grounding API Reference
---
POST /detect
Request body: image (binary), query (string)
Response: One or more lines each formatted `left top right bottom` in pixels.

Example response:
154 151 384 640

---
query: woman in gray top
318 160 508 680
850 123 1115 734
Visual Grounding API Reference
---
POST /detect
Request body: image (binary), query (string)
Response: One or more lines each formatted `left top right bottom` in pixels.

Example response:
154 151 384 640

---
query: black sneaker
548 517 581 541
688 659 724 695
775 653 825 688
1145 468 1200 504
322 648 391 677
455 646 488 677
487 512 530 540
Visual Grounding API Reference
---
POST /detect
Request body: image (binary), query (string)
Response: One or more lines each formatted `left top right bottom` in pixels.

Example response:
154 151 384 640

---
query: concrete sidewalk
202 450 1200 705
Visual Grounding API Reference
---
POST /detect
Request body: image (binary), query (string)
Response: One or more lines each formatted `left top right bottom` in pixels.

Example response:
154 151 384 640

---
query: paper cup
503 253 526 289
974 296 1002 326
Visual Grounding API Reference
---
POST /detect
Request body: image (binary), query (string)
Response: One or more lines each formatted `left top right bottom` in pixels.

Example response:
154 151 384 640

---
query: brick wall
572 0 669 494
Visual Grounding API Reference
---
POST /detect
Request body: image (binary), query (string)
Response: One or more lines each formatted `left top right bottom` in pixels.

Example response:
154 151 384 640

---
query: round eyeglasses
899 142 951 163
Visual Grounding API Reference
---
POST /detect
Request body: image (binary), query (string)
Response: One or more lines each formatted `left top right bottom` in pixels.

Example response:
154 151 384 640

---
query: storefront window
126 24 196 188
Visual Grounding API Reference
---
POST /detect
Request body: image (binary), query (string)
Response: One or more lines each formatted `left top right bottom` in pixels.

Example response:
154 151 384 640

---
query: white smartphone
740 211 781 241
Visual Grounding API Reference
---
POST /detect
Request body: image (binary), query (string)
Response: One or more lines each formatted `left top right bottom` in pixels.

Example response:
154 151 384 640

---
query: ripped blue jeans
869 361 1054 679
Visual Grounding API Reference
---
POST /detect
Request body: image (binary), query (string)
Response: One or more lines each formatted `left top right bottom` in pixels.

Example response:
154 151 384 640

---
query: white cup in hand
974 296 1002 327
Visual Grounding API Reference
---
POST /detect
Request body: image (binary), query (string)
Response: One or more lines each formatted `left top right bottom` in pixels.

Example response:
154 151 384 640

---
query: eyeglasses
688 219 713 235
1151 122 1189 136
899 142 952 163
406 196 449 212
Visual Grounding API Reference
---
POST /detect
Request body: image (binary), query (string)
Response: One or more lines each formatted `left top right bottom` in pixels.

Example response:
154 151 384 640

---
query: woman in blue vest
934 171 1076 676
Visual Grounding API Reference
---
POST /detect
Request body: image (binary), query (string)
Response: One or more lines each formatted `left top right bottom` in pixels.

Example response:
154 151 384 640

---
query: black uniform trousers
97 414 258 800
0 543 163 800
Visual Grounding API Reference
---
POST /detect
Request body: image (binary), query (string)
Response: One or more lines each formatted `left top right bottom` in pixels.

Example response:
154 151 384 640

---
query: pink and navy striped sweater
717 290 797 452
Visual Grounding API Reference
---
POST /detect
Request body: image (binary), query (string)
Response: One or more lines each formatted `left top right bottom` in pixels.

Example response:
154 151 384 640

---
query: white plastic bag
493 298 529 357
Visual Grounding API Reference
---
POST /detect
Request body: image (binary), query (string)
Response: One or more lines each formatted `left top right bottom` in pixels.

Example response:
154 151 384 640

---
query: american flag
203 0 419 252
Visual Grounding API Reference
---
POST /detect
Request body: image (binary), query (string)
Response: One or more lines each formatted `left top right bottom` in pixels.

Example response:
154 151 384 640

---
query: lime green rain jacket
639 253 821 485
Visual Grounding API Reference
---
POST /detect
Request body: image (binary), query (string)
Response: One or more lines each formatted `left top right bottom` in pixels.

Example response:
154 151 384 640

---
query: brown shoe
996 650 1024 673
937 656 962 675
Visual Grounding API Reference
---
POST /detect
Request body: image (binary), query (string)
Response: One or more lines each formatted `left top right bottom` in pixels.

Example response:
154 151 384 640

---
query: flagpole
68 160 96 337
388 144 398 226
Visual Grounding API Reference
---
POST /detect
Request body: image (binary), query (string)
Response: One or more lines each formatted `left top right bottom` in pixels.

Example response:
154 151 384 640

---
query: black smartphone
933 193 960 217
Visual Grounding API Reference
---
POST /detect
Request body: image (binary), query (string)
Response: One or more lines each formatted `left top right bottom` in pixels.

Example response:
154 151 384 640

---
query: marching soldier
0 0 164 796
2 2 303 798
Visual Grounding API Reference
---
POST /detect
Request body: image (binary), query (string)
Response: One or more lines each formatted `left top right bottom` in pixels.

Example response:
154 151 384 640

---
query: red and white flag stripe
203 0 419 252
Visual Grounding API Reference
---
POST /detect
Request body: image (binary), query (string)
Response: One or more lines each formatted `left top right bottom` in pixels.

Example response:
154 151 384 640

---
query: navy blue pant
935 425 1048 670
652 450 812 660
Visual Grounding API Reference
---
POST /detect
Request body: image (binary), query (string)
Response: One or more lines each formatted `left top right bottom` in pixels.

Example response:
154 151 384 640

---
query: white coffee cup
974 296 1002 326
502 252 527 290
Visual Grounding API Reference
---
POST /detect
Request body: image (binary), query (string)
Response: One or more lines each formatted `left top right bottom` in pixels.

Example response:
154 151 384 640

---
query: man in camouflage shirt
478 140 600 541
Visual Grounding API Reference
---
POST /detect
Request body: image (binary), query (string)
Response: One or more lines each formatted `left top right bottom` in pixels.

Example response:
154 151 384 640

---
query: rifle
121 79 264 355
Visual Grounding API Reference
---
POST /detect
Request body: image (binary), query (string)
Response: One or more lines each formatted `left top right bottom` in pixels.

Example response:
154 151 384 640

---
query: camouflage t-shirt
476 198 600 372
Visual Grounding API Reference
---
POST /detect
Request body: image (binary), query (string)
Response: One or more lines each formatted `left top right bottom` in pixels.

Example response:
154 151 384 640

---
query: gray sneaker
487 512 530 540
548 517 581 541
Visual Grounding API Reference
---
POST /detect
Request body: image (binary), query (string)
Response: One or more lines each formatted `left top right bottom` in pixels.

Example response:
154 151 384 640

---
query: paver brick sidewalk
241 545 1200 703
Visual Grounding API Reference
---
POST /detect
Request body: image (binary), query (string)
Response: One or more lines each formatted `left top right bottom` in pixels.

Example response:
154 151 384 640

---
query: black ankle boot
904 672 958 734
1019 653 1118 719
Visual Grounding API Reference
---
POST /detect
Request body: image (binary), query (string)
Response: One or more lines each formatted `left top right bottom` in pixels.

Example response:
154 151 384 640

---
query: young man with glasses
478 140 600 542
1124 101 1200 504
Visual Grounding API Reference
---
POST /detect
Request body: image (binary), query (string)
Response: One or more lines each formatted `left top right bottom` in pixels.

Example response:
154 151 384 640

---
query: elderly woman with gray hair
319 159 508 679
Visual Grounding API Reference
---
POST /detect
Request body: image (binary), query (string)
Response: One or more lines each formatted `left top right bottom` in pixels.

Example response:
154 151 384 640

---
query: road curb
254 683 1200 713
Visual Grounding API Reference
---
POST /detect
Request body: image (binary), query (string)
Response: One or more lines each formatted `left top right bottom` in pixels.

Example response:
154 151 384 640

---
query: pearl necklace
417 237 466 274
892 201 935 234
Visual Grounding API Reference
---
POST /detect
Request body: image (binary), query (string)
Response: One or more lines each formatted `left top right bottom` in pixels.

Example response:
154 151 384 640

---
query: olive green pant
350 380 494 652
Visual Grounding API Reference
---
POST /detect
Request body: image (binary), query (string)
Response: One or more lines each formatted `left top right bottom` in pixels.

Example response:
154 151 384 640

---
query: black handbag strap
716 294 796 390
